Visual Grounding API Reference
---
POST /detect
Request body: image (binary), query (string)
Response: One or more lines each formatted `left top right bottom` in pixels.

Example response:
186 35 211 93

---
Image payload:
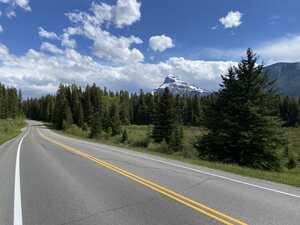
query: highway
0 121 300 225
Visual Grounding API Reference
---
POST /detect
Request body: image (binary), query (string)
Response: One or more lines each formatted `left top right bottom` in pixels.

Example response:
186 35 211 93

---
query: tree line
22 49 299 171
0 83 23 119
23 85 204 134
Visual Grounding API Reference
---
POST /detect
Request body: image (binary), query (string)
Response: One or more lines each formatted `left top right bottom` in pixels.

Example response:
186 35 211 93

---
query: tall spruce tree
109 101 121 136
53 84 73 129
196 49 286 170
90 111 102 138
152 88 177 144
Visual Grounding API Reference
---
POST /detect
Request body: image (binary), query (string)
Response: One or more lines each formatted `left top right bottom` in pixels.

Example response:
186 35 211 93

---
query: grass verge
52 124 300 187
0 118 26 145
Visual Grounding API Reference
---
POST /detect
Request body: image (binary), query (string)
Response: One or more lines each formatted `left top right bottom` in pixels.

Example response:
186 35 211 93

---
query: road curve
0 121 300 225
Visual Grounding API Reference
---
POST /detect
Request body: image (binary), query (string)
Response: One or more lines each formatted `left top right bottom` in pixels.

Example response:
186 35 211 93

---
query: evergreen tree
196 49 286 170
53 84 73 129
279 96 300 127
90 111 102 138
152 88 177 144
119 90 130 125
169 125 184 151
0 83 22 119
109 101 121 136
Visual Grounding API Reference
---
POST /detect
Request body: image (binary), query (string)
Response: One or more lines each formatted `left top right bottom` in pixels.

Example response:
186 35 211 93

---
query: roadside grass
55 124 300 187
0 118 26 145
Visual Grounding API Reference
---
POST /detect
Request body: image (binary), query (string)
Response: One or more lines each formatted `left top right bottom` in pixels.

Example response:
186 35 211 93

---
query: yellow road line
37 129 248 225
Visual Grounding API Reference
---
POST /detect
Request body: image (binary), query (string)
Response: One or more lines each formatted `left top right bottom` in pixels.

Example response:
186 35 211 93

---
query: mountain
154 74 211 96
264 62 300 96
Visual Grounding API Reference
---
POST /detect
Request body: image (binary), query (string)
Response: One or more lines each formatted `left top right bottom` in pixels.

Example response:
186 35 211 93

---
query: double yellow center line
38 129 248 225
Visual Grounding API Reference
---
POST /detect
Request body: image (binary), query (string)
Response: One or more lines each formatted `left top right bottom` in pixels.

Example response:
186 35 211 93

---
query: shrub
65 124 88 138
121 129 128 143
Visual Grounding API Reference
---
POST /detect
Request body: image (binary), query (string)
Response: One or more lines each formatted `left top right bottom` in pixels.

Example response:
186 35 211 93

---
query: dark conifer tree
196 49 285 170
109 101 121 136
90 111 102 138
152 88 177 144
279 96 300 127
53 84 73 129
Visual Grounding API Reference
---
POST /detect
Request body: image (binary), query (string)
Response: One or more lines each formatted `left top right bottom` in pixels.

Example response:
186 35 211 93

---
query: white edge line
14 129 29 225
109 147 300 199
43 128 300 199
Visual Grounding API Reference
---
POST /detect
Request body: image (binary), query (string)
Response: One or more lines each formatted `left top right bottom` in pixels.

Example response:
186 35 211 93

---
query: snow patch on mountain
154 74 211 96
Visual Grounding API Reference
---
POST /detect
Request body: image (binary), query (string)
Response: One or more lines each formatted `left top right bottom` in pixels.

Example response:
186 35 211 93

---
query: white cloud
114 0 141 28
61 30 77 48
206 35 300 64
0 0 31 11
0 43 9 57
6 10 16 18
219 11 242 29
38 27 59 40
149 35 175 52
257 35 300 63
40 42 63 55
0 41 235 97
0 0 240 97
64 1 144 64
0 0 31 32
211 25 218 30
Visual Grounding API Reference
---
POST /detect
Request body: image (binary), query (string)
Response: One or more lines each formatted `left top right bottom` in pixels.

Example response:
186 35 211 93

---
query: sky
0 0 300 97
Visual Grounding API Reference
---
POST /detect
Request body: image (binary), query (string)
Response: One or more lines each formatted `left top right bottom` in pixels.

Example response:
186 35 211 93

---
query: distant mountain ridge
154 74 211 96
154 63 300 97
264 62 300 96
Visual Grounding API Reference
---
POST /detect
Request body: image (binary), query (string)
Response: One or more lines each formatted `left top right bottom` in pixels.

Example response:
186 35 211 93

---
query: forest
1 49 300 173
21 50 300 172
0 83 24 144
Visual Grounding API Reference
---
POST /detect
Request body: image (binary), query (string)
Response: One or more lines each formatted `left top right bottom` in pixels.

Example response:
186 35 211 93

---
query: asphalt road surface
1 121 300 225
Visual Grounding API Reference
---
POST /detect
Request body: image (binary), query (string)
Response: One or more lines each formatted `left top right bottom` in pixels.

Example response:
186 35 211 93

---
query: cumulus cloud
0 43 9 57
114 0 141 28
149 35 174 52
64 1 144 64
257 35 300 63
38 27 59 40
0 42 235 97
0 0 239 97
0 0 31 11
206 35 300 64
40 42 63 55
0 0 30 19
219 11 242 29
0 0 31 31
61 28 77 48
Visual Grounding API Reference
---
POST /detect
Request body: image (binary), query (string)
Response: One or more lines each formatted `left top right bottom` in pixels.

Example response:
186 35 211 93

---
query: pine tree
169 125 184 151
119 91 130 125
90 111 102 138
53 84 73 129
152 88 176 144
196 49 286 170
109 101 121 136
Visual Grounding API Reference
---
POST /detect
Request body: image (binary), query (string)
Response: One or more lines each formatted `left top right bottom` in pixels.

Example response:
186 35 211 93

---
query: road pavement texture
0 121 300 225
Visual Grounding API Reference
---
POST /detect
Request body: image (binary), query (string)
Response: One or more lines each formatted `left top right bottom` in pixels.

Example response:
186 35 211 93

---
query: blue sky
0 0 300 97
